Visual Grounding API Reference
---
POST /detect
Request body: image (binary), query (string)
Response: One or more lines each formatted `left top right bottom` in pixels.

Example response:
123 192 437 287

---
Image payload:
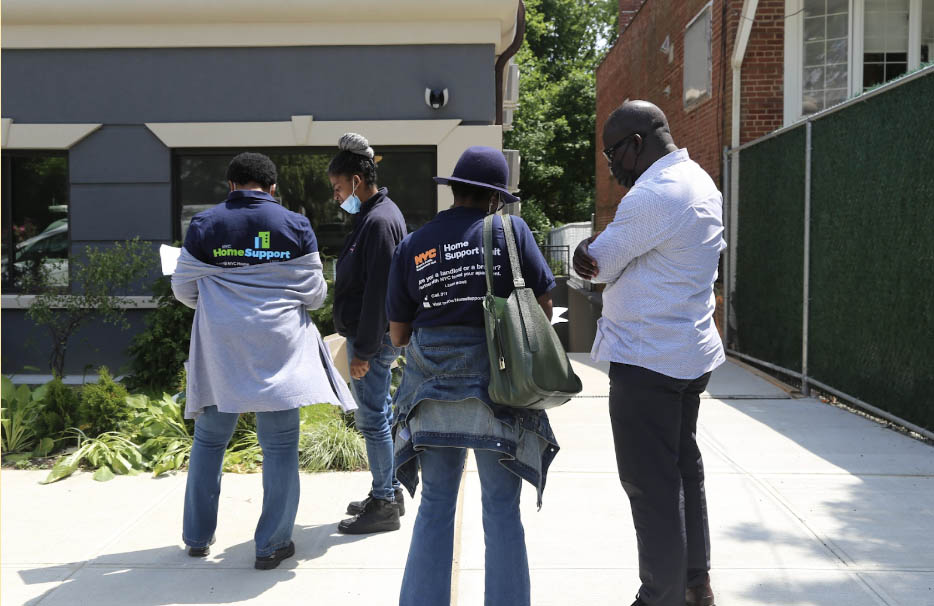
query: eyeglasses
602 133 638 163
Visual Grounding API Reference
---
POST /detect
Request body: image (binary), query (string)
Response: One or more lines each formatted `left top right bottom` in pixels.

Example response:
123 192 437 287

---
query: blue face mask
340 178 362 214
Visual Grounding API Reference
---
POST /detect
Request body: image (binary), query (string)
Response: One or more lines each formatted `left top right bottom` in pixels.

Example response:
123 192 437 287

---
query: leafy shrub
27 238 155 375
42 429 145 484
1 379 41 454
127 393 193 477
223 430 263 473
125 275 194 393
32 377 80 442
77 368 131 437
299 420 368 472
307 277 335 336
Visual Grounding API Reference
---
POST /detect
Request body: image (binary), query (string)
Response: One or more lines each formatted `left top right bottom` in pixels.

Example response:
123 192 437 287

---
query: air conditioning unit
503 62 520 109
502 107 515 131
503 149 520 193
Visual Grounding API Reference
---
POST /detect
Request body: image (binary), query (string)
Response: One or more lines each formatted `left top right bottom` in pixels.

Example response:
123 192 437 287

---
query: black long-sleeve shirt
332 187 407 360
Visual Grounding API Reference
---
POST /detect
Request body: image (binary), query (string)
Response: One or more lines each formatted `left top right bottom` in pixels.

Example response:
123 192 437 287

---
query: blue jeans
183 406 300 557
399 447 530 606
347 334 401 501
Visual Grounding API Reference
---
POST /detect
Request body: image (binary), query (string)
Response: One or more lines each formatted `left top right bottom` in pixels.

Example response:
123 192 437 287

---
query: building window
1 153 70 292
174 148 436 257
922 0 934 63
684 5 713 107
803 0 850 115
863 0 910 89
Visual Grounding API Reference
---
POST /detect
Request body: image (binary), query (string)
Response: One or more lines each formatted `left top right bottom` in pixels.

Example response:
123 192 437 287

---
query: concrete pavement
3 356 933 606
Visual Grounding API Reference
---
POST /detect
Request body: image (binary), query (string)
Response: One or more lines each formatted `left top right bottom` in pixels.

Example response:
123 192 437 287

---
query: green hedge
808 73 934 430
734 127 806 372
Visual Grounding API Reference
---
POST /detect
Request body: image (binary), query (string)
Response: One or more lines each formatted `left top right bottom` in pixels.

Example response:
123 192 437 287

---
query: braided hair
328 132 377 185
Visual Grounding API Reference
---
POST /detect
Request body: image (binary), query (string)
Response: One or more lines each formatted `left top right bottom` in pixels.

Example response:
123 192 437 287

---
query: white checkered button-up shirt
589 149 726 380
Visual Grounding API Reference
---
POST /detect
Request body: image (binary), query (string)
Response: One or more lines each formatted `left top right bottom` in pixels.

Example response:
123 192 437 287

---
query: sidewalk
3 356 933 606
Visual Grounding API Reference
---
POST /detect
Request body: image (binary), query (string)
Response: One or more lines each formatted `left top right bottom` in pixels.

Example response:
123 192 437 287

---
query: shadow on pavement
19 523 370 606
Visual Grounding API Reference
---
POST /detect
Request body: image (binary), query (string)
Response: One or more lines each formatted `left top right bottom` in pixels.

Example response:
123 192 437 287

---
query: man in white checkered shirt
573 100 726 606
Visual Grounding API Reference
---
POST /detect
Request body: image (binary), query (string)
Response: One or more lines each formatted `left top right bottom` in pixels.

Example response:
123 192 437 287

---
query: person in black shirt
328 133 408 534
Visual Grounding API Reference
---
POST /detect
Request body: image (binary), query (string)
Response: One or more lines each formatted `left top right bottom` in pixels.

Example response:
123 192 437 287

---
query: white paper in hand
551 306 568 325
160 245 181 276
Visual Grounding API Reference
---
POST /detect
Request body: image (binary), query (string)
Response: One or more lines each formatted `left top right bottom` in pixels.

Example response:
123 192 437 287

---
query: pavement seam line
450 451 469 606
697 432 894 606
29 475 186 606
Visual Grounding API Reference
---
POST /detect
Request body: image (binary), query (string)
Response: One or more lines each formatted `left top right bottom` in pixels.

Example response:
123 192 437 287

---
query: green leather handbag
482 214 582 410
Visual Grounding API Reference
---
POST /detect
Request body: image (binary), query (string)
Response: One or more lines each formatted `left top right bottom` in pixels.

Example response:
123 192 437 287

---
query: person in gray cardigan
172 153 353 570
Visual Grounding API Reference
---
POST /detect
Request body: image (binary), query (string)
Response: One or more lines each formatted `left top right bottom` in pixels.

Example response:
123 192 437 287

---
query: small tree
27 238 155 376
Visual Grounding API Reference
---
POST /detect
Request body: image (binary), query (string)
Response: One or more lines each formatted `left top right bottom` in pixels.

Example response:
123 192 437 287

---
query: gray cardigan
172 248 354 419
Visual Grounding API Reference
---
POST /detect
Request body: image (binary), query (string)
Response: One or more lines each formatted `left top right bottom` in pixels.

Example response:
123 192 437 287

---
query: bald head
605 100 672 147
602 100 678 187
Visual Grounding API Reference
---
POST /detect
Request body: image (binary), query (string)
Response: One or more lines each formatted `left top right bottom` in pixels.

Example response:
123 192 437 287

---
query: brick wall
594 0 785 230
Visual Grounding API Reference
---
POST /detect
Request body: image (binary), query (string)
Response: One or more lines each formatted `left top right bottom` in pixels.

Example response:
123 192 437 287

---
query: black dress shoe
187 536 215 557
346 487 406 516
686 581 716 606
254 541 295 570
338 497 401 534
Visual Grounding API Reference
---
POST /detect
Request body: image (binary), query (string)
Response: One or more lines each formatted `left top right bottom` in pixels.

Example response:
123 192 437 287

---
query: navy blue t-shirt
387 206 555 328
183 190 317 267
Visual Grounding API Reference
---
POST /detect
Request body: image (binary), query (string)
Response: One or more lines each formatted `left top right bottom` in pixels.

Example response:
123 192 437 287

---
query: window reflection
1 154 70 292
176 149 436 258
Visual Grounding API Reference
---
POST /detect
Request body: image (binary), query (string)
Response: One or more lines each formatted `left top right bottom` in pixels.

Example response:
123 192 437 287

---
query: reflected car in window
1 219 69 287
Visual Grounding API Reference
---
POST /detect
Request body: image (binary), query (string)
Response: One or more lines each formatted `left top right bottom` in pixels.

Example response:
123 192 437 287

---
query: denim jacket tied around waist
392 325 559 507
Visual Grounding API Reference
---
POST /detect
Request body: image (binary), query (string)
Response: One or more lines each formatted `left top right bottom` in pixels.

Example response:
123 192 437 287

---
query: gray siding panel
69 183 173 240
1 45 495 124
1 309 149 375
69 126 171 184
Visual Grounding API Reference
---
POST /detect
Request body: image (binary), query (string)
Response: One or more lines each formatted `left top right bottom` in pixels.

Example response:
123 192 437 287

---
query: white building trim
1 294 159 309
1 0 520 53
0 119 102 149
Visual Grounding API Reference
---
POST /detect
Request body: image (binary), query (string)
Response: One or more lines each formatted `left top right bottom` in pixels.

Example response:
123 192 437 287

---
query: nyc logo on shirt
414 248 437 272
213 230 292 261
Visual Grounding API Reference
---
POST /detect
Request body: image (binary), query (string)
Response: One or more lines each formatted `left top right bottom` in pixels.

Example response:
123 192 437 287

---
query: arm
572 232 602 280
389 321 413 347
587 190 669 284
352 221 400 362
537 292 553 321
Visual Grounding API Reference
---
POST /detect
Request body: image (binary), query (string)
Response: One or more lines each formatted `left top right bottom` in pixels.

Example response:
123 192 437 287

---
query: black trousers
608 363 712 606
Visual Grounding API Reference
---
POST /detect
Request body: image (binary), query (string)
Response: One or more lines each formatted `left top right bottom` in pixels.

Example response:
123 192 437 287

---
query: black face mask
611 138 641 188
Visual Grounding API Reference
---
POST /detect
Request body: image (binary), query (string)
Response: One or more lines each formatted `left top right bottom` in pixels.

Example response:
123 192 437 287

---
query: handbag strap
482 214 496 297
482 213 527 294
500 215 525 289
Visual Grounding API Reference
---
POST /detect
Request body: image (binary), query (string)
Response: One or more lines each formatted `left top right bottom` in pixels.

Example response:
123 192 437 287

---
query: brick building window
802 0 850 115
684 4 713 107
788 0 933 123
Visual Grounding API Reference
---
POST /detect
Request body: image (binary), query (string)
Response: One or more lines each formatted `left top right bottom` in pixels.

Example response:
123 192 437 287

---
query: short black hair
328 151 378 186
451 182 497 206
226 152 277 188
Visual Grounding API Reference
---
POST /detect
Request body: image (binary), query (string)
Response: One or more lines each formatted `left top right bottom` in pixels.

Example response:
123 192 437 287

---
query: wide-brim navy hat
434 146 519 203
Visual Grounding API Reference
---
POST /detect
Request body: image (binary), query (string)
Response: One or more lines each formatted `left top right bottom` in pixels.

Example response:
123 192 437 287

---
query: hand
573 237 599 279
350 356 370 380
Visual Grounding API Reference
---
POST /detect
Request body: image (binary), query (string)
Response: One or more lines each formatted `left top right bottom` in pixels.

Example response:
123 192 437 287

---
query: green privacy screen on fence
808 73 934 430
734 127 805 372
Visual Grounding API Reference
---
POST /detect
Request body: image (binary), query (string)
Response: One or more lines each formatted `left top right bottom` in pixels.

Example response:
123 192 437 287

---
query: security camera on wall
425 88 449 109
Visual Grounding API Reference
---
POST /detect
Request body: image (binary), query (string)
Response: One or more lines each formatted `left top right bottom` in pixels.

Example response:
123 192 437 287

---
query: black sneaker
338 498 401 534
254 541 295 570
187 536 215 558
346 487 406 517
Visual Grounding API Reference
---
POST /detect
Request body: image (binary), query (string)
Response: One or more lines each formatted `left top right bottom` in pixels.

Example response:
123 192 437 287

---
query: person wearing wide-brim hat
385 146 561 606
